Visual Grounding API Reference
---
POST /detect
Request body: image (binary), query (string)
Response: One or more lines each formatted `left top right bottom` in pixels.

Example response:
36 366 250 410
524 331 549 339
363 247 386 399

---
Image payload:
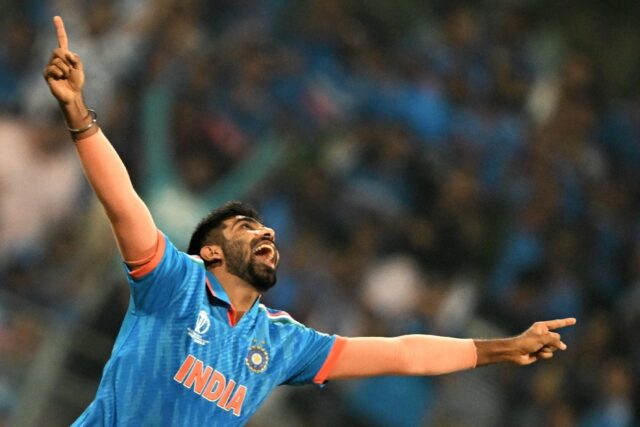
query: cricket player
43 16 576 426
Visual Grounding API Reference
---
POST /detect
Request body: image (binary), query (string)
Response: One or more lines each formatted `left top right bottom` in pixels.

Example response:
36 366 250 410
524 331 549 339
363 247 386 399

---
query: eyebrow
232 216 262 229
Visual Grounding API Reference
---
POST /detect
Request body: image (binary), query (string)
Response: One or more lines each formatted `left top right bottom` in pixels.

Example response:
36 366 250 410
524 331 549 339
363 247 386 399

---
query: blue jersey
72 233 343 426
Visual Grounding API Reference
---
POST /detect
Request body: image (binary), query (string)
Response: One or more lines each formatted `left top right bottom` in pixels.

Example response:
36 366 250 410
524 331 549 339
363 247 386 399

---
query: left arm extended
327 318 576 380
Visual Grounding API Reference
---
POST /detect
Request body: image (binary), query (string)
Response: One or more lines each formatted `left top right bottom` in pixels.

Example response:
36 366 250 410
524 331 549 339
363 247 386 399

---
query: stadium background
1 0 639 426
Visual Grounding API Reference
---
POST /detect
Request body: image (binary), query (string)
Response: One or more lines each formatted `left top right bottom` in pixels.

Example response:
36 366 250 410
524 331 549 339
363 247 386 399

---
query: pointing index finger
53 16 68 49
543 317 577 331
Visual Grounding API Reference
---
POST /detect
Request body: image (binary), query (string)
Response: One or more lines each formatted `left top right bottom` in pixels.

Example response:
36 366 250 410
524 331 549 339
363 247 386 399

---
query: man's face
220 216 279 292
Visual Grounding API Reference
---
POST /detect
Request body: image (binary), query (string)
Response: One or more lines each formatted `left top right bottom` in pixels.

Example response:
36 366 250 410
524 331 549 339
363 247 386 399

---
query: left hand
511 318 576 365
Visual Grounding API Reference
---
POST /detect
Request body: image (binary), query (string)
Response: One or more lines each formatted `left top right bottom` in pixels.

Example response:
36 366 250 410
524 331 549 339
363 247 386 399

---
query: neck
210 266 260 312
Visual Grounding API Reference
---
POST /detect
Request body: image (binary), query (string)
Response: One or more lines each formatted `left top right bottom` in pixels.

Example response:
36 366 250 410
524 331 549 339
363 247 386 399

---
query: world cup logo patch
245 345 269 373
187 310 210 345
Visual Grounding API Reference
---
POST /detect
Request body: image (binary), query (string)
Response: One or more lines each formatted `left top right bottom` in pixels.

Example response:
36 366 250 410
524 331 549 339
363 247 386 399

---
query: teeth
253 244 274 255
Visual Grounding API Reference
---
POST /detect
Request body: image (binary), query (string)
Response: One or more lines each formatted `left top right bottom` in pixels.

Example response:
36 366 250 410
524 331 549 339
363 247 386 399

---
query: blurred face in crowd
220 216 279 292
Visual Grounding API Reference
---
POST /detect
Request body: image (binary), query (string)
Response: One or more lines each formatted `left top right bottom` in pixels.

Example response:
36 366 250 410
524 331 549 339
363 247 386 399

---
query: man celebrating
44 16 575 426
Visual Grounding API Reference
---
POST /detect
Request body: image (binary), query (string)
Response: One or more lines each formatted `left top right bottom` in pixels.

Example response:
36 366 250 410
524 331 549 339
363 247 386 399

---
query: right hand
43 16 85 104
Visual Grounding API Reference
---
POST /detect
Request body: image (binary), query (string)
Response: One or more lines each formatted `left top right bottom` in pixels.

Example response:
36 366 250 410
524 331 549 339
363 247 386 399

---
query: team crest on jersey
245 345 269 373
188 310 210 345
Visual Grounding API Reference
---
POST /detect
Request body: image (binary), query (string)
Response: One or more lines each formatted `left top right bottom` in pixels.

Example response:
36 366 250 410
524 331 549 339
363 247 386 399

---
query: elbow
396 336 428 376
100 193 148 224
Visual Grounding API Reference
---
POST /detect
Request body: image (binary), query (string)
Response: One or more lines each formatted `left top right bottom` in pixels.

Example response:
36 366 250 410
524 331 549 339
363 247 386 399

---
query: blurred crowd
1 0 640 426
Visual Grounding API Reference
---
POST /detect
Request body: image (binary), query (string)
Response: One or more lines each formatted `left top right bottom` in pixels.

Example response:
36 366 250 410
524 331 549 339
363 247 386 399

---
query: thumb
65 52 83 70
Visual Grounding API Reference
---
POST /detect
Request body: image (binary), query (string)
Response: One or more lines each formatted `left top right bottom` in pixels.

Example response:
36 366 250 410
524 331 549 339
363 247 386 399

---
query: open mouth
252 242 278 269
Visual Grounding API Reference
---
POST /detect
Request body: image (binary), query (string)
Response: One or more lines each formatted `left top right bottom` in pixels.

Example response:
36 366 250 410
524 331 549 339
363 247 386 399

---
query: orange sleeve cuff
313 336 347 384
127 230 166 280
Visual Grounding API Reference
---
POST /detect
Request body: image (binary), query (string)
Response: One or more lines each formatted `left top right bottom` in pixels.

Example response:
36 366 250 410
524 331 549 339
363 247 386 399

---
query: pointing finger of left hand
542 318 577 331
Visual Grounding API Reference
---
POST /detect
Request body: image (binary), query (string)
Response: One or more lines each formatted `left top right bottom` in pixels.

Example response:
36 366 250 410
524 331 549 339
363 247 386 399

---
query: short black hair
187 201 262 256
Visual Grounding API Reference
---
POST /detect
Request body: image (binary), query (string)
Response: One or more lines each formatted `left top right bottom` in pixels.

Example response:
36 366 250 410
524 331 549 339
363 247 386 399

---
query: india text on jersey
173 354 247 417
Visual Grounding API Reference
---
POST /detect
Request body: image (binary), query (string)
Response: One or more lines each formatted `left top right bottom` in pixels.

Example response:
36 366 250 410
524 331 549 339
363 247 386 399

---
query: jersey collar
204 269 233 306
204 270 262 314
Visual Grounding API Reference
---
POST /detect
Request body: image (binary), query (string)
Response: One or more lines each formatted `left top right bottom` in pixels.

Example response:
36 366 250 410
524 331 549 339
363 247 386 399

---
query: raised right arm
44 16 158 265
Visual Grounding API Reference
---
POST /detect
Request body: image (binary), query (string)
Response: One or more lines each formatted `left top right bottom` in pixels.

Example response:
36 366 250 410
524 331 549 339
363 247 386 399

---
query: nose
260 226 276 242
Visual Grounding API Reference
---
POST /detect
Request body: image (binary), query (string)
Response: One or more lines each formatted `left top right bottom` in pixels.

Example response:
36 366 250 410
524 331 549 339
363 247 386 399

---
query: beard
222 239 277 292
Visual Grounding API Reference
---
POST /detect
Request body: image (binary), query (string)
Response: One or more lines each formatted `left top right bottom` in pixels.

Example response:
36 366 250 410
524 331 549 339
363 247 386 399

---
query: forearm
473 338 518 366
59 96 99 140
63 99 157 262
396 335 478 375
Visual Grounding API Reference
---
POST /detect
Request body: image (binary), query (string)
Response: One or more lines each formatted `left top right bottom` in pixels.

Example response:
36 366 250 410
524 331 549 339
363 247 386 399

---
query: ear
200 245 223 264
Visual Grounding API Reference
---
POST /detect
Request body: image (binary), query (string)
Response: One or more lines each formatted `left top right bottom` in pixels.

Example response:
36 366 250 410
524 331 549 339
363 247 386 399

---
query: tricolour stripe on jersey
258 304 303 326
188 254 205 265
